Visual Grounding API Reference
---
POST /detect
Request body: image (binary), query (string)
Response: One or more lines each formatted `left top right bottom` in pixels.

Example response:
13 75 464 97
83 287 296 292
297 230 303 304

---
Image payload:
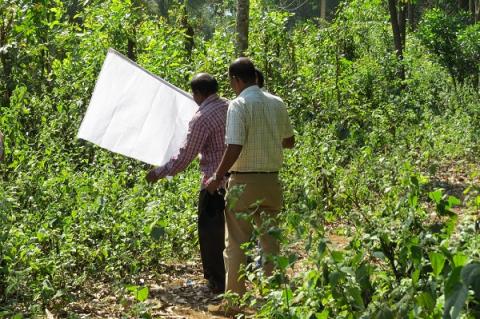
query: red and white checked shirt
152 94 228 188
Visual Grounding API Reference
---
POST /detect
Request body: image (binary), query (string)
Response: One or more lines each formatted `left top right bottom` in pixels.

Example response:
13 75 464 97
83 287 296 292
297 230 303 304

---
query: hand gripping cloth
77 48 198 166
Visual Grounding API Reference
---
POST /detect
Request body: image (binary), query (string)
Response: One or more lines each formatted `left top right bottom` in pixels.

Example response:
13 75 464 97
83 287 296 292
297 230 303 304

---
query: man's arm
282 135 295 149
146 118 207 183
205 144 243 193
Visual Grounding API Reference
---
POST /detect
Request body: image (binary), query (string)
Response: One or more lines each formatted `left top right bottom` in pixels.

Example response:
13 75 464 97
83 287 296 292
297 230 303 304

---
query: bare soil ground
57 260 230 318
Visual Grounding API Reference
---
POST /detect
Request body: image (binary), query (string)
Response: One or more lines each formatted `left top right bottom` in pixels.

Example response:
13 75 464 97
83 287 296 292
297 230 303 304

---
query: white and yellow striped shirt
226 85 294 172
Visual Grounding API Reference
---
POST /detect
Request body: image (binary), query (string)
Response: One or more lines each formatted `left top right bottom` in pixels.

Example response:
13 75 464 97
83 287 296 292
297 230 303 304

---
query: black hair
255 68 264 88
228 57 256 84
190 73 218 96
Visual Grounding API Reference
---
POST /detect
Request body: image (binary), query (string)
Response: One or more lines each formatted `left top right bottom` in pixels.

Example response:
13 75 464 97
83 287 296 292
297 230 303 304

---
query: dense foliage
1 0 479 317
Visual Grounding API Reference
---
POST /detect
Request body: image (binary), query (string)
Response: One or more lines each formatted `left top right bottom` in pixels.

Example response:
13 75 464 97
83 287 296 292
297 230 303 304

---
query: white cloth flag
78 48 198 166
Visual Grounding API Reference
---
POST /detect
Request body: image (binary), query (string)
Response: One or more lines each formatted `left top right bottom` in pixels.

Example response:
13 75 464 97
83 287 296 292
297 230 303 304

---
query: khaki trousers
224 173 283 296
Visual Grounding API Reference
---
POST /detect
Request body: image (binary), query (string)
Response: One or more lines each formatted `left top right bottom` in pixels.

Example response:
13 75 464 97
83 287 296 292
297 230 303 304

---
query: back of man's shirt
226 85 293 172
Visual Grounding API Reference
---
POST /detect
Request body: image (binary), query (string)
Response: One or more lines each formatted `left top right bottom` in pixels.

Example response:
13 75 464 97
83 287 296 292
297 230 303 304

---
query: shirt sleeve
225 100 246 145
153 115 209 179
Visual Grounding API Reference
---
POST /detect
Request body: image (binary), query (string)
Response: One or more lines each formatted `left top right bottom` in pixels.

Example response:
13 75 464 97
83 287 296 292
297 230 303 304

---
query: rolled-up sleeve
225 100 246 145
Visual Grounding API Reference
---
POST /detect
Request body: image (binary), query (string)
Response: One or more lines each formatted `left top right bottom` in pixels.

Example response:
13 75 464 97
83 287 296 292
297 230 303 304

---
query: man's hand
205 177 221 194
146 168 159 183
282 135 295 149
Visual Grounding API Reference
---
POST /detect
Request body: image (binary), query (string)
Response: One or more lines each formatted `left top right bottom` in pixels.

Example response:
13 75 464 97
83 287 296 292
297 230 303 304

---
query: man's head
190 73 218 106
228 57 256 95
255 68 264 88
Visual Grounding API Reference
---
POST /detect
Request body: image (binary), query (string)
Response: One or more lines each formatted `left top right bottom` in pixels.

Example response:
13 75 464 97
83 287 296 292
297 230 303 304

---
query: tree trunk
388 0 405 80
458 0 469 11
388 0 403 58
320 0 327 19
236 0 249 56
398 2 407 48
475 0 480 22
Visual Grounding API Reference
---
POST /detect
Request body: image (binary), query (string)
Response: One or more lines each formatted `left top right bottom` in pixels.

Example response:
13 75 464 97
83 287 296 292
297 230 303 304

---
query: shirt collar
199 93 219 110
239 85 260 98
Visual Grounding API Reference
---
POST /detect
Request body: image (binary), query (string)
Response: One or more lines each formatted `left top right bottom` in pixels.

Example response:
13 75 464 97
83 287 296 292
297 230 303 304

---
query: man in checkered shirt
206 58 295 303
146 73 228 293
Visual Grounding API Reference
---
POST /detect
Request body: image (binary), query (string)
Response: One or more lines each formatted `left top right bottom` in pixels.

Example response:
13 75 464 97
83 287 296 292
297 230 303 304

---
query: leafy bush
1 0 479 317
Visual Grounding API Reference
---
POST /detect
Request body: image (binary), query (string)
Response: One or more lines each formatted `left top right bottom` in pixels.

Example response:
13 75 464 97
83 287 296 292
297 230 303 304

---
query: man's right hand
146 169 159 183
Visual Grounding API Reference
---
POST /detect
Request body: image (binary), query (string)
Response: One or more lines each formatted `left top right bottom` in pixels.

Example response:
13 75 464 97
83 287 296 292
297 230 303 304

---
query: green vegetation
1 0 479 318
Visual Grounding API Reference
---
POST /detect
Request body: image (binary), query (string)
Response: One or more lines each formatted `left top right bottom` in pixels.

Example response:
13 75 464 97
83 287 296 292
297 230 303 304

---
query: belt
230 171 278 174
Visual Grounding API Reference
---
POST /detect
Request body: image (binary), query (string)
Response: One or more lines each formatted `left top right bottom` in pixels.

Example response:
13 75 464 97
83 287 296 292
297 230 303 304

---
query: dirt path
60 260 230 318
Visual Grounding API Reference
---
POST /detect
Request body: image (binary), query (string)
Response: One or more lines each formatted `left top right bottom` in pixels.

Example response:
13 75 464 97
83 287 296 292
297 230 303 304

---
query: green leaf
408 195 418 208
461 262 480 299
331 250 344 263
126 284 137 293
412 268 421 286
282 287 293 302
136 286 149 302
445 215 458 236
328 271 344 286
315 310 329 319
429 189 442 204
410 245 422 266
452 254 468 267
429 252 446 276
444 282 468 319
277 256 289 270
318 239 327 258
447 196 461 208
475 195 480 207
416 291 435 312
355 263 372 292
375 306 394 319
349 286 365 310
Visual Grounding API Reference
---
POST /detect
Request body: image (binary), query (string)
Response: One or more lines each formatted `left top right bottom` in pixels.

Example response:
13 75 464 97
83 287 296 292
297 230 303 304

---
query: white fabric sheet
77 49 198 166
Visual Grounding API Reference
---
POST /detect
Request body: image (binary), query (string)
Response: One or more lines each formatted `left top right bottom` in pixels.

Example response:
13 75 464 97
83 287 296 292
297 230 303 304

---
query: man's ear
231 76 244 89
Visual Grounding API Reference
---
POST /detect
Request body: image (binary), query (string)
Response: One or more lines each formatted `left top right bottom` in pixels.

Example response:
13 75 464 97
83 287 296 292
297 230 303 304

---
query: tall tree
236 0 250 56
474 0 480 22
0 3 15 106
458 0 469 10
387 0 406 80
320 0 327 19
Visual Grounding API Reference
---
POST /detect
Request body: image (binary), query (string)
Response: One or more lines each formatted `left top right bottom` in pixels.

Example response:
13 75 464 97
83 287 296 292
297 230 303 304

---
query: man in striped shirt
146 73 228 293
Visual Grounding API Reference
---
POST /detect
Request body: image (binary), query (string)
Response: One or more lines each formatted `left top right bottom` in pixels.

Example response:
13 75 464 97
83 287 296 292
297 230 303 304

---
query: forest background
1 0 480 318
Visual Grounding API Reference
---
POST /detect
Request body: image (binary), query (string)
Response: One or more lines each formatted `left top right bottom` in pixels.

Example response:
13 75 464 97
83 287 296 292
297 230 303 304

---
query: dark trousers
198 189 226 291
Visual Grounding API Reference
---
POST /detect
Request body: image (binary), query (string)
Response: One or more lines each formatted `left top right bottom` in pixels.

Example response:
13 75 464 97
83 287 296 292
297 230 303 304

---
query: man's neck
237 83 256 95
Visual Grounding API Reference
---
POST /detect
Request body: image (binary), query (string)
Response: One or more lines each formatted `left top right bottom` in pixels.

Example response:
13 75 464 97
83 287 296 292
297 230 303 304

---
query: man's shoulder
205 95 229 109
229 95 247 108
193 96 228 126
265 91 283 101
